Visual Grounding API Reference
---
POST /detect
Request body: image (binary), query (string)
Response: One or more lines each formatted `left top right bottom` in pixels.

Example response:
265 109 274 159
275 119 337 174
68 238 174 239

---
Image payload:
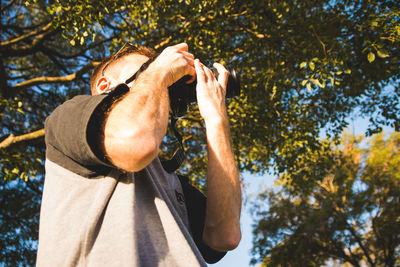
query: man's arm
194 59 242 251
103 43 195 172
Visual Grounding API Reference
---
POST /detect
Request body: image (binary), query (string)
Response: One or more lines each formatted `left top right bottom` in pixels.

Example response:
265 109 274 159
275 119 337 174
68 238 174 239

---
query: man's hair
90 45 156 95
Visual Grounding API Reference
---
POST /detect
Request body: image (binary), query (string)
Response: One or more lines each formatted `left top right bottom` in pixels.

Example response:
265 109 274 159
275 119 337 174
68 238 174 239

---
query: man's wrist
131 66 169 91
145 62 171 88
204 116 230 131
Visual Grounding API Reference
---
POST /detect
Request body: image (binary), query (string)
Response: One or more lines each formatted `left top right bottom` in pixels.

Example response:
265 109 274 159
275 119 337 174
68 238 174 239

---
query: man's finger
194 59 206 83
172 42 189 51
213 62 229 88
181 51 195 65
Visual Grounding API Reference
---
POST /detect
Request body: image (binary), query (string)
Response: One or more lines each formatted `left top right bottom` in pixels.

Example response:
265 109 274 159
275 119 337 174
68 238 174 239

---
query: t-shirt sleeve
45 85 129 177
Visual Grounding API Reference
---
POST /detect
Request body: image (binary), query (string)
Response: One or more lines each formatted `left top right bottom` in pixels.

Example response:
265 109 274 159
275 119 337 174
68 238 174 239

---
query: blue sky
210 172 274 267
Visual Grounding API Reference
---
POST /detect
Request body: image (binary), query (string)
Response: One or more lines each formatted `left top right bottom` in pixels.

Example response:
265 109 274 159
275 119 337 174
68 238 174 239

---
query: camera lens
168 68 240 117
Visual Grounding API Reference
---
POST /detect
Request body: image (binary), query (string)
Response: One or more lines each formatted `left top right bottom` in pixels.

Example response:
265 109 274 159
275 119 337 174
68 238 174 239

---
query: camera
168 68 240 116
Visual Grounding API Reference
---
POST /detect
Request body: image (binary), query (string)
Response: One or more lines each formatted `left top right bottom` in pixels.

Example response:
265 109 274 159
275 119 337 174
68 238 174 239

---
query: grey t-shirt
36 92 212 266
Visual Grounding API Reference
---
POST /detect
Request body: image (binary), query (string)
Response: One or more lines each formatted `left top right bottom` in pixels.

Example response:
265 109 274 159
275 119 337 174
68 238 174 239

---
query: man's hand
149 43 196 88
194 59 229 124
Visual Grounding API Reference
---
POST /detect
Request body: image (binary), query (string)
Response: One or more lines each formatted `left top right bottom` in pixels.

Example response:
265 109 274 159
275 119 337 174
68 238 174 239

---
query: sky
210 172 274 267
210 114 395 267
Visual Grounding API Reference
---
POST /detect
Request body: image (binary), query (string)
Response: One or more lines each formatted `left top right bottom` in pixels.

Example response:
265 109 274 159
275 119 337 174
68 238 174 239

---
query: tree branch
0 129 45 150
0 21 53 47
40 36 116 60
102 20 123 31
11 61 100 91
25 179 43 196
0 21 50 32
329 240 361 267
318 185 374 266
347 222 375 266
0 26 60 58
311 26 328 58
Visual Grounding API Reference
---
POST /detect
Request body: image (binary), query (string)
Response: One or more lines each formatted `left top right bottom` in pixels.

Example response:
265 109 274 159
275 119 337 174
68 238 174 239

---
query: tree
251 132 400 266
0 0 399 265
0 178 42 265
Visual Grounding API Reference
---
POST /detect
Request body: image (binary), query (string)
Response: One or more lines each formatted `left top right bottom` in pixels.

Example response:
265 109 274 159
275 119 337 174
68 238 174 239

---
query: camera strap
125 54 158 84
161 115 186 173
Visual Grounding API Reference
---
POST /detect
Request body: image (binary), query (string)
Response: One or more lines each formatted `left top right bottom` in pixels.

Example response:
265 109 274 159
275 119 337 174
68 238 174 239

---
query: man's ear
96 77 112 94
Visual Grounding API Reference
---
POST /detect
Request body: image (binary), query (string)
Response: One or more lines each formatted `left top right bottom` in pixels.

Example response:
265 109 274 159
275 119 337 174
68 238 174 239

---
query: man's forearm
202 118 242 251
101 43 195 172
104 71 169 172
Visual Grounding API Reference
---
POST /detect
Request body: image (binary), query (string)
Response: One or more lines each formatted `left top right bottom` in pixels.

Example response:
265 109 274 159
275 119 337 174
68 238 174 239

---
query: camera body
168 69 240 116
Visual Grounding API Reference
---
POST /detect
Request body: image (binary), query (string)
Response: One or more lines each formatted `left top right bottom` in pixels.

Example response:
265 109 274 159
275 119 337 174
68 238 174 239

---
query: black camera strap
161 115 186 173
125 54 158 85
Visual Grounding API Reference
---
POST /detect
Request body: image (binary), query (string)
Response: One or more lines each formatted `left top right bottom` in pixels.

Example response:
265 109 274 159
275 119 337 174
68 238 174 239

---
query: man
36 43 241 266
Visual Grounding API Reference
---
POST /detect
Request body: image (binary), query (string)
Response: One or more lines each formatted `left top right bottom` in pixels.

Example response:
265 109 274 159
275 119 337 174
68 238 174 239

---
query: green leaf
309 62 315 70
368 52 375 63
377 50 389 58
299 62 307 69
311 78 324 88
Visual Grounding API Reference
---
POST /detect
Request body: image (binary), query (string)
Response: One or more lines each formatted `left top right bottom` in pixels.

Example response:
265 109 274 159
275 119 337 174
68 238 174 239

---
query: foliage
0 0 399 265
0 177 43 266
251 132 400 266
1 0 399 184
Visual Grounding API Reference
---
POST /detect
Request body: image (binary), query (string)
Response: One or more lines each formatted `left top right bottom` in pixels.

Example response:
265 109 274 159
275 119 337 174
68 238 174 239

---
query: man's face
95 53 149 95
